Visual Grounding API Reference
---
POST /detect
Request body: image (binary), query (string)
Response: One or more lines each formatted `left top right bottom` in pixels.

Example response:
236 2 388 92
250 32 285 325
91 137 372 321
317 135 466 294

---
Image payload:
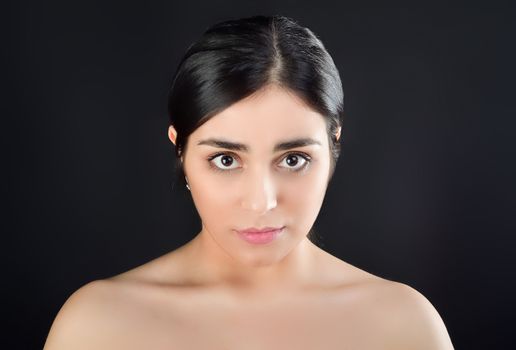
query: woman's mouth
235 226 285 244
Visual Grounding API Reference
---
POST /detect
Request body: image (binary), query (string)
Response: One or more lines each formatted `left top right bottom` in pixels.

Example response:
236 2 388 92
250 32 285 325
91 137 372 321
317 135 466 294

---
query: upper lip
236 226 284 234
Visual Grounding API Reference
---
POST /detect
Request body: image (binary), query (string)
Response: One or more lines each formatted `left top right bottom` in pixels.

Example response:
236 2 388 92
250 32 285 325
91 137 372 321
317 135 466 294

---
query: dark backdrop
5 1 515 349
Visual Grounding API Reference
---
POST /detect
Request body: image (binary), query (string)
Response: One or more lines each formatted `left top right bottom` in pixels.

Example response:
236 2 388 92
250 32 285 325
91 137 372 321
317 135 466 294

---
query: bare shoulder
43 279 131 350
318 250 454 349
361 279 455 350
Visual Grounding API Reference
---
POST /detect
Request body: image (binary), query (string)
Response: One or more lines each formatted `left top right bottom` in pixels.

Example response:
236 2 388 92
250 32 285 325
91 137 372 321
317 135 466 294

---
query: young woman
44 15 454 349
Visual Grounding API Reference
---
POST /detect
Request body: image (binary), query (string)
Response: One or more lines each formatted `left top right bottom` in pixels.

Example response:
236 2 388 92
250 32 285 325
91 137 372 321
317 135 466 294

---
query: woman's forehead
222 85 317 118
191 86 327 144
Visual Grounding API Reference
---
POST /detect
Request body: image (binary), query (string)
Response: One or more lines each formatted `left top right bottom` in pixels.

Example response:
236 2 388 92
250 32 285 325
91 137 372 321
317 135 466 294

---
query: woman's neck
182 227 322 295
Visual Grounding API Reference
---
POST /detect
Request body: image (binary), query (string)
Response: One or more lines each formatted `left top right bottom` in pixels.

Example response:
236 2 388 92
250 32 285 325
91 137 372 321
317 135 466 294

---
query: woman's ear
168 125 178 145
335 126 341 141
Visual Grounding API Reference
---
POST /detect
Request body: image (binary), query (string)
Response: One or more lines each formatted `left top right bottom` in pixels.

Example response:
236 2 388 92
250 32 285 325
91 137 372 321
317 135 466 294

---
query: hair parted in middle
167 15 345 245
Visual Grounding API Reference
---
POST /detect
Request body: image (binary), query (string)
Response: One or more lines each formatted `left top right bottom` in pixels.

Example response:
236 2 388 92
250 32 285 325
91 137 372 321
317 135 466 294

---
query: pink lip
235 226 285 244
236 226 284 234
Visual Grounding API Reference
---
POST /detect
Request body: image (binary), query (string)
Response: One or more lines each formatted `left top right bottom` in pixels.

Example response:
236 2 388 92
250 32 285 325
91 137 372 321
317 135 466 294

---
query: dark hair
167 15 344 245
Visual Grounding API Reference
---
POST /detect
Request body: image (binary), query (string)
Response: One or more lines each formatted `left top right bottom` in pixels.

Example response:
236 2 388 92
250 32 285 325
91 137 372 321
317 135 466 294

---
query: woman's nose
240 170 278 214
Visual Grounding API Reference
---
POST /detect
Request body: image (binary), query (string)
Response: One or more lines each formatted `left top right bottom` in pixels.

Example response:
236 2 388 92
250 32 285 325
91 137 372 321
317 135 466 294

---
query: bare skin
44 85 454 349
43 241 454 349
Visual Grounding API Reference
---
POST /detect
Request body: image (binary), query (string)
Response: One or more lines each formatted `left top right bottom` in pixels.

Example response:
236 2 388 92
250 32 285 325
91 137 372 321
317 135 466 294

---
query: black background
5 1 515 349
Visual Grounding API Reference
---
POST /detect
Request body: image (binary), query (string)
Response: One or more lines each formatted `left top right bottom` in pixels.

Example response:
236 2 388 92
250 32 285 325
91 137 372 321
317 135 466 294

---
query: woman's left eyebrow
196 137 322 152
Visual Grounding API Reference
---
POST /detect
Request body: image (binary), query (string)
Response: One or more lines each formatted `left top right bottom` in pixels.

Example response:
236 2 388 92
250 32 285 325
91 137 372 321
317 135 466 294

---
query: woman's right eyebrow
197 137 322 152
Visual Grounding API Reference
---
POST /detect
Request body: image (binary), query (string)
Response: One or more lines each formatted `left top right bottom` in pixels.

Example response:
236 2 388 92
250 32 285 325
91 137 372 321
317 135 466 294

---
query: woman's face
170 85 334 267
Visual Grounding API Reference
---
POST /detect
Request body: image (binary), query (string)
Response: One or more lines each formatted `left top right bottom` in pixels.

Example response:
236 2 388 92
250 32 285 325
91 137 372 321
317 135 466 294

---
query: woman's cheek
189 175 226 217
286 169 327 214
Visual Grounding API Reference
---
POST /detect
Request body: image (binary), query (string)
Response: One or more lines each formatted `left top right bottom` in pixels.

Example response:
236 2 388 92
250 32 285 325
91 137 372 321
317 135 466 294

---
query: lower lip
236 227 284 244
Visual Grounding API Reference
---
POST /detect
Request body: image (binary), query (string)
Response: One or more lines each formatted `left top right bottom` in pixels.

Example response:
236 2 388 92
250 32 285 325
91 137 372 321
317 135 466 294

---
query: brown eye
278 153 311 172
207 152 311 173
286 155 300 166
209 153 240 171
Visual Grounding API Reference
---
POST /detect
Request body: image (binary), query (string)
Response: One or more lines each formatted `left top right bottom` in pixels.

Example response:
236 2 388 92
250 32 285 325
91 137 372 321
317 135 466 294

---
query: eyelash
207 152 312 174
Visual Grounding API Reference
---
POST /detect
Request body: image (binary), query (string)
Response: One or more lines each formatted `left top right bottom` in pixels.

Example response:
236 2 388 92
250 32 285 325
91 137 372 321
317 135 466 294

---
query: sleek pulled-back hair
167 15 344 244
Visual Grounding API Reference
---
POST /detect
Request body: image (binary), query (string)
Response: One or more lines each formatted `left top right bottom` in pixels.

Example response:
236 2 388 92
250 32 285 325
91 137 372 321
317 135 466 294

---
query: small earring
185 176 190 191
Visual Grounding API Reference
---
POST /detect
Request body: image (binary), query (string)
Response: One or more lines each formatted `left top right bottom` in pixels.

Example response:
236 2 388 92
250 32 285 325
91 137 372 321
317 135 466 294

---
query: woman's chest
125 294 386 350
